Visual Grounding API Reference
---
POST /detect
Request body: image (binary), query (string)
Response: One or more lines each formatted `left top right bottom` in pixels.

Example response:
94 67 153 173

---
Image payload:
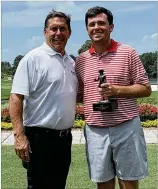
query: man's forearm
9 94 24 136
114 83 152 98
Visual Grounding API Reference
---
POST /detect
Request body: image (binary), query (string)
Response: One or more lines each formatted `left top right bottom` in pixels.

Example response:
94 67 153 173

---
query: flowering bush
138 104 158 121
1 104 158 130
75 105 84 120
1 108 11 123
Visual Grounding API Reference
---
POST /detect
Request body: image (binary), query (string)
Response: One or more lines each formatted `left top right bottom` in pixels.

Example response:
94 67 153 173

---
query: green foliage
12 55 24 76
141 120 158 128
1 79 12 100
1 122 13 130
139 51 157 79
1 61 12 76
69 54 76 61
73 120 86 128
78 40 92 54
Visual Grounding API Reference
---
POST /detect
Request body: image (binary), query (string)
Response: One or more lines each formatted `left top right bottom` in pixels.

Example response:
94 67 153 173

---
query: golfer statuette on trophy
93 69 118 112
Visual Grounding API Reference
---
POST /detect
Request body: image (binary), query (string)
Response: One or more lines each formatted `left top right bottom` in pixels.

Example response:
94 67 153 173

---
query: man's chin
92 38 102 43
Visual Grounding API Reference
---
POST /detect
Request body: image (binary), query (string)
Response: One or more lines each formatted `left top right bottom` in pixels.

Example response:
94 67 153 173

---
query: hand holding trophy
93 69 118 112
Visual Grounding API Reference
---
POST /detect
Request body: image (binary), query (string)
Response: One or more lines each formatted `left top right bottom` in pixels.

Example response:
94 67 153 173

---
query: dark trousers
23 127 72 189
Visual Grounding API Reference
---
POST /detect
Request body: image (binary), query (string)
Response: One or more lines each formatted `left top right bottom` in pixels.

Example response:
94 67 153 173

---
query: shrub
1 108 11 123
138 104 158 121
1 122 13 130
75 105 84 120
73 120 86 128
141 120 158 128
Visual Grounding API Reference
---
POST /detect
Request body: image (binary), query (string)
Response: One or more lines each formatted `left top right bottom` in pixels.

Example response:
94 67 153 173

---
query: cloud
115 4 155 13
2 2 156 28
2 1 85 27
26 36 44 51
142 33 157 43
128 32 157 55
151 33 157 39
2 48 9 53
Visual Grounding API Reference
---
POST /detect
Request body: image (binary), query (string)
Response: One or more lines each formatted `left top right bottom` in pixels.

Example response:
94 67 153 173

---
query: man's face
87 13 114 43
44 17 71 55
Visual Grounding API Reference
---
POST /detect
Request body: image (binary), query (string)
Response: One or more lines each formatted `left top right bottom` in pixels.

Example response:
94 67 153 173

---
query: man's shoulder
118 42 135 52
25 45 44 58
76 50 90 61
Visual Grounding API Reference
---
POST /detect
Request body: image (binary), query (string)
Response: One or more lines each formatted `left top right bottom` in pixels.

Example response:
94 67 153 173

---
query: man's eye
88 23 95 27
98 21 106 26
51 27 57 31
60 27 66 31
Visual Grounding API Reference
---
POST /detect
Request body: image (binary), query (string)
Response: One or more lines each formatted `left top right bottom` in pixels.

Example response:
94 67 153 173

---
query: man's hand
14 133 31 162
98 83 116 98
98 83 151 98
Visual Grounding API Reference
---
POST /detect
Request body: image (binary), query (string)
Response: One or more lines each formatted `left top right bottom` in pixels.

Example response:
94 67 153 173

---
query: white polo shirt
11 42 78 130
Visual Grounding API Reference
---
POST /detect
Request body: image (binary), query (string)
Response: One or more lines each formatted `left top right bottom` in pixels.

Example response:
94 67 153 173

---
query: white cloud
2 48 9 53
142 33 157 43
115 4 155 13
26 36 44 50
129 33 157 55
2 2 156 28
151 33 157 39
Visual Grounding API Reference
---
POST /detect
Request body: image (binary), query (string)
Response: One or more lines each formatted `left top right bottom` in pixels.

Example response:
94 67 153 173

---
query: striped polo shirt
76 39 149 127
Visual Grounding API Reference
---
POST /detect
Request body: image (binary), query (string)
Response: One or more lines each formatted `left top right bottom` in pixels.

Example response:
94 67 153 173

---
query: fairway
1 79 158 102
1 79 12 100
1 145 157 189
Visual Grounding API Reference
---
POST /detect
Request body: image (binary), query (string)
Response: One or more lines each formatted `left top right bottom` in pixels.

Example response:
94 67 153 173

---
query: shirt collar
42 42 68 59
89 39 118 55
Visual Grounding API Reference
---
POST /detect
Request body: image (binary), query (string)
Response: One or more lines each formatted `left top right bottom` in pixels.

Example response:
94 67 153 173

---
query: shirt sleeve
129 49 150 85
11 55 34 97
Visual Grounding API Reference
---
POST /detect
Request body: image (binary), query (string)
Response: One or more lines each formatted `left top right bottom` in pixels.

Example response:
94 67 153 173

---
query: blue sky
1 1 157 64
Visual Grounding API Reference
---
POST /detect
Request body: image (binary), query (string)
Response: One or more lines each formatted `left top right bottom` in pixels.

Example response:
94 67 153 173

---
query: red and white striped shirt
76 39 149 127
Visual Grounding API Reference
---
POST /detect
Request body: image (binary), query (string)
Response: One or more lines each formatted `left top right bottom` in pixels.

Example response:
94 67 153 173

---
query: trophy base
93 99 118 112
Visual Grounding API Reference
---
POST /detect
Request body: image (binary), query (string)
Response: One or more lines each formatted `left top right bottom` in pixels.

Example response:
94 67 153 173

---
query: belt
25 126 71 137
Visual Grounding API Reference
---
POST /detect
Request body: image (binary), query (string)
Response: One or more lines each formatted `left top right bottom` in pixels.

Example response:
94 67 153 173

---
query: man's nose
56 28 61 35
94 23 99 29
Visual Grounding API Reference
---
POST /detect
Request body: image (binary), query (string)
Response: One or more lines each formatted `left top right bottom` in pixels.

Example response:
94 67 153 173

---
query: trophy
93 69 118 112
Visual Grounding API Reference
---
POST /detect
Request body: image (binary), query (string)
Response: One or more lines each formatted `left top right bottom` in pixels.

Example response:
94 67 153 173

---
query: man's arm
9 94 30 162
99 83 152 98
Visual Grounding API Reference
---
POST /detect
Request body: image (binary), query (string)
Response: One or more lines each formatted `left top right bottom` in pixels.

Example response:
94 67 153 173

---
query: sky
1 1 158 64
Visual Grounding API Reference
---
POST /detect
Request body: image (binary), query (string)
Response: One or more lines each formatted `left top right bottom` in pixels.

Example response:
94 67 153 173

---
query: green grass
2 145 157 189
1 79 12 100
1 78 158 104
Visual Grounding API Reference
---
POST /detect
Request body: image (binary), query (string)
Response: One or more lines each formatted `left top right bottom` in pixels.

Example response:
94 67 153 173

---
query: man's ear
110 24 114 33
43 28 46 36
68 30 71 38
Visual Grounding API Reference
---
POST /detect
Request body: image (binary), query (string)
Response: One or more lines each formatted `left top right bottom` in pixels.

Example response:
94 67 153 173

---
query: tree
12 55 24 76
139 51 157 79
78 40 92 54
69 54 76 61
1 61 12 76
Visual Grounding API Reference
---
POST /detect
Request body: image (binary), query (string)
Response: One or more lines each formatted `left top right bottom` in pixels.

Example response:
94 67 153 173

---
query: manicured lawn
1 79 12 100
2 145 157 189
1 78 158 104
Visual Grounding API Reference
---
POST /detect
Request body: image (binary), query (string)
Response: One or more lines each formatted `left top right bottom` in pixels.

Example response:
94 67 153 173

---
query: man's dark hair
85 6 113 26
44 9 71 31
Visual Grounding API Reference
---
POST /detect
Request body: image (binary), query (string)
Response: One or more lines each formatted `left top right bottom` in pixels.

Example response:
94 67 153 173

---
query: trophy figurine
93 69 118 112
